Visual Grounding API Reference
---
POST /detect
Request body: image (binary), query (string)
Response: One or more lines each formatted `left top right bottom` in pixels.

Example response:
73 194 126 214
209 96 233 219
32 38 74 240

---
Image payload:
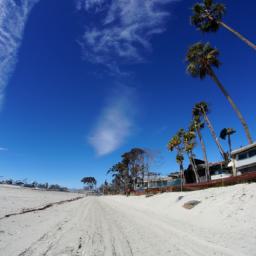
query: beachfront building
228 142 256 175
134 173 181 191
184 159 232 183
199 161 232 181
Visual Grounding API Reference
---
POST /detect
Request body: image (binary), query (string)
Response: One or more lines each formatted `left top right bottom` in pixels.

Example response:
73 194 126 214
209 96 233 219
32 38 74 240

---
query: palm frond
191 0 225 32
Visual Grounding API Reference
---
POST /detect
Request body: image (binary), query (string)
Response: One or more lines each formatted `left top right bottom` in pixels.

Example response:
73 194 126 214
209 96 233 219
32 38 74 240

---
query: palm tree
191 111 210 181
168 130 186 189
168 129 199 183
220 128 236 157
193 101 226 161
183 130 200 183
186 42 253 144
191 0 256 51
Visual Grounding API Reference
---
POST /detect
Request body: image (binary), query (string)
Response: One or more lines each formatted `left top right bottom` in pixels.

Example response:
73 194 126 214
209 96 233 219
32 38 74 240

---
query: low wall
131 171 256 195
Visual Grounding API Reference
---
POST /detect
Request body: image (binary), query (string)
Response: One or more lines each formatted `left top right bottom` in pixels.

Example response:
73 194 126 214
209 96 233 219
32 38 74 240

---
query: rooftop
231 142 256 156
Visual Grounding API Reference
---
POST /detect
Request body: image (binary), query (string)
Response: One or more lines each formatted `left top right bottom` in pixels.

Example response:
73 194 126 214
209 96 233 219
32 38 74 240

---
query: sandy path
0 193 252 256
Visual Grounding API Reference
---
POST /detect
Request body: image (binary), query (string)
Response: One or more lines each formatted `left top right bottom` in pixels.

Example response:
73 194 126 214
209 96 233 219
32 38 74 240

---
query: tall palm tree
191 0 256 51
220 128 236 157
193 101 226 161
186 42 253 144
191 111 210 181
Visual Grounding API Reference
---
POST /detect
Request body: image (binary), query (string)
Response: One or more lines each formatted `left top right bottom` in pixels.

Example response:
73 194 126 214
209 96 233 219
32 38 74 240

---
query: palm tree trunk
205 12 256 51
179 163 184 191
187 153 199 183
219 21 256 51
228 134 232 157
196 127 211 181
209 68 253 144
201 107 227 160
191 155 200 183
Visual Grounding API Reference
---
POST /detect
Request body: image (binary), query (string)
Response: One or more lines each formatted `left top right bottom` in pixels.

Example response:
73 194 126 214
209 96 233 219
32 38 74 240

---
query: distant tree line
0 179 68 192
80 149 152 194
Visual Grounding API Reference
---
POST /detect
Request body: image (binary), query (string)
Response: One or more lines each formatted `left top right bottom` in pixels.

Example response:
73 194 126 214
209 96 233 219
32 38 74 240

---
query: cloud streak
80 1 177 154
0 0 39 109
88 85 136 156
77 0 176 68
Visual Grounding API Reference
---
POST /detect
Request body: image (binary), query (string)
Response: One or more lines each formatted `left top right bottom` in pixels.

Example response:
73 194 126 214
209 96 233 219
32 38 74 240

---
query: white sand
0 183 255 256
0 184 80 217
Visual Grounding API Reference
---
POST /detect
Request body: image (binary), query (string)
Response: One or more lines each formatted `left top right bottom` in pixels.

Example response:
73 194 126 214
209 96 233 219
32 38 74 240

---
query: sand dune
0 183 255 255
0 185 80 217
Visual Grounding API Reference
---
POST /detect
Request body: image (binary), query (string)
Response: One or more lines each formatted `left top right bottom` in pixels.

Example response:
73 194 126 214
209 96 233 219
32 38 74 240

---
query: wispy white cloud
77 0 176 68
0 0 39 109
0 147 8 151
76 0 106 11
88 85 136 156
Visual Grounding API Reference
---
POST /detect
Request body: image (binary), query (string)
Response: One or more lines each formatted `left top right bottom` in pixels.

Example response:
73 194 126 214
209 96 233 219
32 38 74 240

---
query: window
249 149 256 158
237 153 248 160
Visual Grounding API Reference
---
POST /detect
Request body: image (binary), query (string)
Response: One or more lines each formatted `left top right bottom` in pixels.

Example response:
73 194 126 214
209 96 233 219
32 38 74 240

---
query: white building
134 175 180 191
228 142 256 175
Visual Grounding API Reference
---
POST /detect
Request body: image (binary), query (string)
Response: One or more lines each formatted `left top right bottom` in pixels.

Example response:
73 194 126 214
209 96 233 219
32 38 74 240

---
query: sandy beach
0 183 255 256
0 185 81 217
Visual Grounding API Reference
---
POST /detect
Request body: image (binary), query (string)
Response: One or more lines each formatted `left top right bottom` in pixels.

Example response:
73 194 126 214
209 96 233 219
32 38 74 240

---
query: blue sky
0 0 255 188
